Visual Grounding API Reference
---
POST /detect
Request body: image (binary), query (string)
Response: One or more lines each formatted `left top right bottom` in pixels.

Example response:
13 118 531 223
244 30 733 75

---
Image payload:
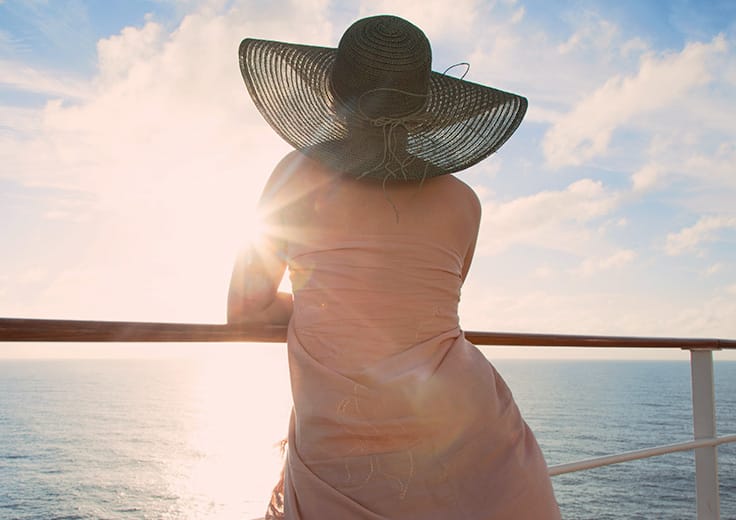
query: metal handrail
1 317 734 519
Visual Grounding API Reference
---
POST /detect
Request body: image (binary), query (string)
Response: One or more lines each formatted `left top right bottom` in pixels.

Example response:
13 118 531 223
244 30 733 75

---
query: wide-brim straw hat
239 15 527 181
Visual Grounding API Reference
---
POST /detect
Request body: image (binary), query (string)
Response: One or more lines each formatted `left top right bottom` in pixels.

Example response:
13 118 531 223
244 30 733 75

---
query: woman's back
271 153 476 370
262 155 560 519
272 152 481 256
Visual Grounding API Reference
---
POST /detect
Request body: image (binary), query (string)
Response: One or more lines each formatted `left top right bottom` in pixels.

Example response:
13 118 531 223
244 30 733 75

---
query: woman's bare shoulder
258 152 321 208
266 152 332 193
264 151 307 192
427 175 481 219
441 174 480 199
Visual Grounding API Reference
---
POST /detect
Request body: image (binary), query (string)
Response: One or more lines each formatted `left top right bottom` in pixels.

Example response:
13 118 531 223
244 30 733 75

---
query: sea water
1 350 734 519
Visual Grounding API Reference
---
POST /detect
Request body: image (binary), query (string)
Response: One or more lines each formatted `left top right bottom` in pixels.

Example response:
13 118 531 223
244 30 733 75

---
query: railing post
690 348 720 520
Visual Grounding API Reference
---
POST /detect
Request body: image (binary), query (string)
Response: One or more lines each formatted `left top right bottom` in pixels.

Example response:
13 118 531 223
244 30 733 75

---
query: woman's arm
227 154 300 325
227 288 293 325
461 187 482 283
226 245 292 325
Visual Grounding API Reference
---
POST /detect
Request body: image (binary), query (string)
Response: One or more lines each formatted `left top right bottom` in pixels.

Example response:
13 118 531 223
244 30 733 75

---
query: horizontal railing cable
548 434 736 476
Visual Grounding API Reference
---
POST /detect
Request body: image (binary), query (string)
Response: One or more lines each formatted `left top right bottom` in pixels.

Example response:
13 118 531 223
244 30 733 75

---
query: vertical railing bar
691 348 720 520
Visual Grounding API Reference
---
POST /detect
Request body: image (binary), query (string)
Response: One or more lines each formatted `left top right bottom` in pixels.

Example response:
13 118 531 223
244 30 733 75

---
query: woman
229 15 561 520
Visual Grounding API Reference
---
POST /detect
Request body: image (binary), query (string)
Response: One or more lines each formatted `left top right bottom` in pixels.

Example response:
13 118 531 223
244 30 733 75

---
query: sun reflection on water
170 345 292 519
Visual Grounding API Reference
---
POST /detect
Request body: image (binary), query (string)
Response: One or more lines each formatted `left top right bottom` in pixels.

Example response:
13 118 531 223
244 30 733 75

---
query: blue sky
1 0 735 359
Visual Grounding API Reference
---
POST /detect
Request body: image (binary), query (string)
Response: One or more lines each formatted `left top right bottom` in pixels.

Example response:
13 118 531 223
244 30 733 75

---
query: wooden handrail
1 317 734 349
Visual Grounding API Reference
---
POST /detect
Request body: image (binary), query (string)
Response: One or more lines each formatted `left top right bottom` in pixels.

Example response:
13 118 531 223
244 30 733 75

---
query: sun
243 211 268 250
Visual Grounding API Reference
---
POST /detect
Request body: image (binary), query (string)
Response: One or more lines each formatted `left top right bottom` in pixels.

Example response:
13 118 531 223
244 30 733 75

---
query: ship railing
1 317 735 520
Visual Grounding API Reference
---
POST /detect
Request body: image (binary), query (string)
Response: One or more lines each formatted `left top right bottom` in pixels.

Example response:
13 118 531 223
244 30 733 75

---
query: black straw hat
239 15 527 181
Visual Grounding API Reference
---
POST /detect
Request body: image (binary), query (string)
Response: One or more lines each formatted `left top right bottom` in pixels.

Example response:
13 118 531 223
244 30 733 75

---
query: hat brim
239 38 527 180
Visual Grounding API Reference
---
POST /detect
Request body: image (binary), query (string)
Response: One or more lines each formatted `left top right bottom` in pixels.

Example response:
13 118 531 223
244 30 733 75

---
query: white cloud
706 263 724 276
574 249 635 277
682 142 736 189
0 0 333 321
669 294 736 338
0 28 16 52
460 272 736 340
463 8 663 115
16 267 47 285
665 215 736 255
0 59 92 98
0 105 41 136
2 0 334 193
95 21 167 85
631 162 662 192
510 6 525 24
533 265 555 279
543 34 728 168
358 0 479 41
477 178 620 255
624 129 735 217
620 37 648 58
557 17 617 55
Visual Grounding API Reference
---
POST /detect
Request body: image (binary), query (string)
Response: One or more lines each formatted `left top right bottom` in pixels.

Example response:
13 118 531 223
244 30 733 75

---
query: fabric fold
270 237 560 519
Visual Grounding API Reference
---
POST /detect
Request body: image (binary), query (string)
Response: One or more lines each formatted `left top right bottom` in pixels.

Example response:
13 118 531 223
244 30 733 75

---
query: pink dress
268 234 561 519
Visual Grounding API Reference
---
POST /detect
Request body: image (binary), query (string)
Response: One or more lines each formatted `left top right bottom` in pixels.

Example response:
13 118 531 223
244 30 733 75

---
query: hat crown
331 16 431 119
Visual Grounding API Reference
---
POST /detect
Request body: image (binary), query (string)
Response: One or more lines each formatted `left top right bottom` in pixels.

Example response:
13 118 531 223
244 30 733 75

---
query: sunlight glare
172 346 292 518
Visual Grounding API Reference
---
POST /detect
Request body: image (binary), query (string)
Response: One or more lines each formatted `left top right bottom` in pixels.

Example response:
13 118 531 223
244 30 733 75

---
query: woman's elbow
227 288 275 324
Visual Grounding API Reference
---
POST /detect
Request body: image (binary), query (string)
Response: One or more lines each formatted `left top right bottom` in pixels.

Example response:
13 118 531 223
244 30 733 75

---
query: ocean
1 350 734 519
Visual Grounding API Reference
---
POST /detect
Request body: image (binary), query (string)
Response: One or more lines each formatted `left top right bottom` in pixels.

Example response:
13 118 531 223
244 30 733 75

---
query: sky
1 0 735 360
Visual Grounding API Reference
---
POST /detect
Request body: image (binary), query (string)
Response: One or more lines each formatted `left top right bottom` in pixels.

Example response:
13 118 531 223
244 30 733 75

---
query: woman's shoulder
267 151 311 186
435 174 479 201
426 174 481 220
269 151 336 191
260 151 323 200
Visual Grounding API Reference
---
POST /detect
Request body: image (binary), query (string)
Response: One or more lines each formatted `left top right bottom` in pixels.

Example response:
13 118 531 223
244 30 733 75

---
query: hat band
330 70 429 121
